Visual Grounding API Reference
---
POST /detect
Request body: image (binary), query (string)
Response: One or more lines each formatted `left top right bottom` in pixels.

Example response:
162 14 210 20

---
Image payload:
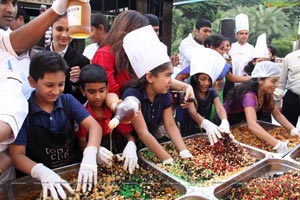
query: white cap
235 13 249 33
252 33 269 59
190 47 226 83
251 61 281 78
123 25 170 78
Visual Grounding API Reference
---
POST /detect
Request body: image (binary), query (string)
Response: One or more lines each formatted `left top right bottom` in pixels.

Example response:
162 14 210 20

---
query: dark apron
26 103 81 169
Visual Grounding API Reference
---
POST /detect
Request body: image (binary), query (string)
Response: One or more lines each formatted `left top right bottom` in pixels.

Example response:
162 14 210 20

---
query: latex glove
179 149 193 158
52 0 68 15
201 119 222 145
291 128 300 136
218 119 230 133
96 146 113 167
76 146 98 192
31 163 74 200
162 158 174 165
273 140 289 153
273 88 284 100
121 141 139 174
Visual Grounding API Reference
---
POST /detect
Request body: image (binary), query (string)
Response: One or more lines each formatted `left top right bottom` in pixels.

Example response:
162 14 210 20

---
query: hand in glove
273 140 289 153
97 146 113 167
76 146 98 192
201 119 222 145
218 119 230 133
291 128 300 136
179 149 193 159
162 158 174 165
52 0 69 15
31 163 74 200
117 141 139 174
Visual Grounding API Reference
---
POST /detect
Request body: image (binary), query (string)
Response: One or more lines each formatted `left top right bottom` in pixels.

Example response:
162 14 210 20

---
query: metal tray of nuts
7 157 188 200
139 133 267 189
230 120 298 157
213 158 300 199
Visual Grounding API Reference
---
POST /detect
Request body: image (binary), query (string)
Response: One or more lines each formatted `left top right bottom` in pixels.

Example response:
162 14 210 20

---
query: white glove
162 158 173 165
76 146 98 192
96 146 113 167
273 140 289 153
273 88 284 100
291 128 300 136
31 163 74 200
52 0 68 15
179 149 193 158
119 141 139 174
201 119 222 145
218 119 230 133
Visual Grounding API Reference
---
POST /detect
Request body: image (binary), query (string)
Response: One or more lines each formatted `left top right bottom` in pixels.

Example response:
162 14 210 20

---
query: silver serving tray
177 191 209 200
139 134 267 188
7 160 188 200
284 144 300 164
213 158 300 199
230 120 295 157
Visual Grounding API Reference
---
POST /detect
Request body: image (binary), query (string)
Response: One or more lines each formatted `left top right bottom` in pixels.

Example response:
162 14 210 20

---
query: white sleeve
0 30 18 57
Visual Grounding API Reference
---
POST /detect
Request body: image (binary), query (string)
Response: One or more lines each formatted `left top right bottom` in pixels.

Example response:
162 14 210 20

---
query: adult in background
277 49 300 127
83 13 109 61
178 19 212 71
229 13 254 77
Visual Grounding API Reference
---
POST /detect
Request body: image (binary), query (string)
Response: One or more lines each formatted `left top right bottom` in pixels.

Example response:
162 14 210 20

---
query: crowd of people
1 0 300 199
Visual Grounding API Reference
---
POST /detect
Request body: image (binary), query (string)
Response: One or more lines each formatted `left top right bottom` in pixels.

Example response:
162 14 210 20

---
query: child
224 61 299 153
78 64 139 174
180 47 231 145
122 25 193 164
9 52 102 200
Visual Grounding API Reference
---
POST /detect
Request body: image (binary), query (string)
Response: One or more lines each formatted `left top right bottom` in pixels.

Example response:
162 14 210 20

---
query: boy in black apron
9 52 102 200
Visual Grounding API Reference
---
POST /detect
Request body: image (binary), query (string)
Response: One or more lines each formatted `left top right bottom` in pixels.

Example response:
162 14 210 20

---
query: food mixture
140 134 258 187
231 126 299 152
16 158 182 200
223 171 300 200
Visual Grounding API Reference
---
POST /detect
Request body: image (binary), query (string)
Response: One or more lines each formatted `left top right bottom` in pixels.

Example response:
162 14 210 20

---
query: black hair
91 13 110 32
16 5 30 23
223 37 232 45
123 62 171 92
144 13 159 26
29 51 67 82
204 34 225 48
195 19 211 30
79 64 108 88
267 44 277 62
190 73 212 92
243 59 257 76
1 0 17 6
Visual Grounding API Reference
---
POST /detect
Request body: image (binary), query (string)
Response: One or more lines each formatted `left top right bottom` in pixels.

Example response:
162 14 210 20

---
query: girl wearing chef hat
224 61 299 153
179 47 233 145
122 25 193 165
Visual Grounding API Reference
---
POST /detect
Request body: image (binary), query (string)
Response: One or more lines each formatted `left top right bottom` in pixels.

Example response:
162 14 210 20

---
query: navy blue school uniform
122 87 172 149
13 92 90 170
179 88 218 137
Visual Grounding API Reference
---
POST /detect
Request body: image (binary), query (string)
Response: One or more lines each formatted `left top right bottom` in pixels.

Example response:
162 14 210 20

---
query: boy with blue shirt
9 52 102 200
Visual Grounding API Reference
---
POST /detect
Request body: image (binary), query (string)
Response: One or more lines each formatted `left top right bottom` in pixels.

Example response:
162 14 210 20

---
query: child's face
148 64 173 95
198 73 212 93
80 82 107 108
29 71 65 104
52 16 72 48
259 77 279 94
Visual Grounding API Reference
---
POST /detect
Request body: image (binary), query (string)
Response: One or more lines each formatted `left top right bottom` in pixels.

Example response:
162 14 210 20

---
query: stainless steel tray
230 120 297 157
177 191 209 200
284 144 300 164
213 158 300 199
7 159 188 200
139 134 267 188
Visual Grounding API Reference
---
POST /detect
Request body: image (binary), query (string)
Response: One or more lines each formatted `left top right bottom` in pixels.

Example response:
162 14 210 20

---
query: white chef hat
251 61 281 78
235 13 249 33
123 25 170 78
190 46 226 83
252 33 269 59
